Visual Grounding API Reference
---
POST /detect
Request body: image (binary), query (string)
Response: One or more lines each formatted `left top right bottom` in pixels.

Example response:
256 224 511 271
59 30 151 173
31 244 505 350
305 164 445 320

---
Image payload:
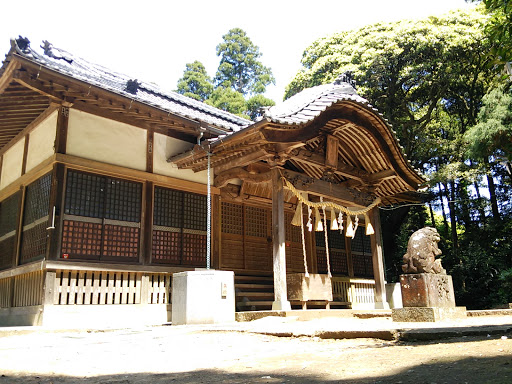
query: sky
1 0 475 102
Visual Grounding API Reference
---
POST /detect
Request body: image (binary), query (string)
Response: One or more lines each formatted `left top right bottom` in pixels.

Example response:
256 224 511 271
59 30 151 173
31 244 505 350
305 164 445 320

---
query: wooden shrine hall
0 37 424 326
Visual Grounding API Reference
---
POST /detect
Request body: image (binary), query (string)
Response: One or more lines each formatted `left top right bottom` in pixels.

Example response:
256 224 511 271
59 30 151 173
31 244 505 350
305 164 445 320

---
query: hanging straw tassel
330 208 339 230
306 205 313 232
353 216 359 238
365 214 375 235
345 215 354 238
291 201 303 226
321 201 332 278
314 207 323 231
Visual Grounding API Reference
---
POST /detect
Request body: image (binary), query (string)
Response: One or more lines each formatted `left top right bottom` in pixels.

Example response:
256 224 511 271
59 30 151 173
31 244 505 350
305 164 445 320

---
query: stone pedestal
171 270 235 325
392 273 466 322
400 273 456 307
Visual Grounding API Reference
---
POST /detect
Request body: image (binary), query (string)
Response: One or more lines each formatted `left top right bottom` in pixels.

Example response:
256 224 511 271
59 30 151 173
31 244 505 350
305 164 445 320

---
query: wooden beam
146 128 154 173
325 134 339 169
367 169 396 184
47 163 65 260
0 61 21 96
54 153 220 196
212 148 270 174
282 169 375 207
55 106 69 154
12 70 64 102
289 148 369 182
214 167 271 188
21 134 29 175
143 182 153 265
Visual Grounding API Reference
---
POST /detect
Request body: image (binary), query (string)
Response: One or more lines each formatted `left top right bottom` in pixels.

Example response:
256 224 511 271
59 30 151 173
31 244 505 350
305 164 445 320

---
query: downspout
197 128 211 270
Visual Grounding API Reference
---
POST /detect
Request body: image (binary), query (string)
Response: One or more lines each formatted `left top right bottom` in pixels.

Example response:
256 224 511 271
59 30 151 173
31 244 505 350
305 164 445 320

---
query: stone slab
400 273 456 308
172 270 235 325
392 306 467 322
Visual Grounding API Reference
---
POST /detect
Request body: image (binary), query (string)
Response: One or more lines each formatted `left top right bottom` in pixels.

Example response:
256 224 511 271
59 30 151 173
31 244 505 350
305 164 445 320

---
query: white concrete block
172 270 235 325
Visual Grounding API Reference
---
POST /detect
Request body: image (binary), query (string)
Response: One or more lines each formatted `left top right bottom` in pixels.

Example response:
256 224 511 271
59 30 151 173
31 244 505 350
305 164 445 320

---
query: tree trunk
447 181 459 255
473 180 486 227
485 157 500 221
429 203 436 228
438 183 449 237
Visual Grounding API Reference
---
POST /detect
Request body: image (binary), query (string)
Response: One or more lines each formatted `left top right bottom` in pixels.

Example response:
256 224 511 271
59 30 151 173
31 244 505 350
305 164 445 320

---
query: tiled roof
3 38 251 132
264 81 378 125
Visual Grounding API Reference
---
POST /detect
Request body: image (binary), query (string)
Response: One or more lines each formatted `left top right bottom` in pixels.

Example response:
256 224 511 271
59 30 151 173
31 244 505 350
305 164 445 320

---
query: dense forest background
284 3 512 309
178 2 512 309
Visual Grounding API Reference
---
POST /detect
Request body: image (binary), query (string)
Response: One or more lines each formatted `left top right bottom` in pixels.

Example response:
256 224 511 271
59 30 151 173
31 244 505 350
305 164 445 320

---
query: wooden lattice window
62 170 142 261
221 203 243 235
151 186 207 266
351 227 373 277
20 173 52 263
0 192 21 270
245 206 268 238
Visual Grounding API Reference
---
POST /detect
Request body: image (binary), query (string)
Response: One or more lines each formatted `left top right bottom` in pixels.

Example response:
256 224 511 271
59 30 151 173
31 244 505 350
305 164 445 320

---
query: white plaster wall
153 133 208 184
67 110 147 171
25 110 57 173
0 138 25 190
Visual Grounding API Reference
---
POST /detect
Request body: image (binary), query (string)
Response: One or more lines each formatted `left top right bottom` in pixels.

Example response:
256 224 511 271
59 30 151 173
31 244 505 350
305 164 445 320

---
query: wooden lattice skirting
0 261 184 327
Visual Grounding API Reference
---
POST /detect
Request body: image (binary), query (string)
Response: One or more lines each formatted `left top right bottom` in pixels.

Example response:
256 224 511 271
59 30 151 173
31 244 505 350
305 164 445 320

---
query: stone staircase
235 273 274 312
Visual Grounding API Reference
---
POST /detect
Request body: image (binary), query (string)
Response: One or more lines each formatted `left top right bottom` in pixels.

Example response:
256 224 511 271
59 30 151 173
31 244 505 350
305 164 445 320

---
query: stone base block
400 273 456 308
171 270 235 325
392 306 467 322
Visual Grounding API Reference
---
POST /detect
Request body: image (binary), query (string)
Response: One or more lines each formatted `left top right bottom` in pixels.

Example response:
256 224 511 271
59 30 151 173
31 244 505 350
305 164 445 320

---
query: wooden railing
0 261 175 308
331 276 376 308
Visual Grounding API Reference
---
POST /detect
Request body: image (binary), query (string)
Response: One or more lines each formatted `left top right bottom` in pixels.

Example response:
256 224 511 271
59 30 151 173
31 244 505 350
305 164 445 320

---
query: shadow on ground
2 356 512 384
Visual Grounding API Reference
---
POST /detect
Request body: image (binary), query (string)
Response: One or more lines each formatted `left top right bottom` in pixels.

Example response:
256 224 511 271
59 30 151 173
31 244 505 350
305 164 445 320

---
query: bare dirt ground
1 320 512 384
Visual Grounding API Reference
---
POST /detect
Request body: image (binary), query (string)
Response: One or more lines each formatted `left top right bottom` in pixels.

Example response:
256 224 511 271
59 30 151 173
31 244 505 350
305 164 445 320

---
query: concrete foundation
0 304 171 328
385 282 402 309
171 270 235 325
392 306 467 322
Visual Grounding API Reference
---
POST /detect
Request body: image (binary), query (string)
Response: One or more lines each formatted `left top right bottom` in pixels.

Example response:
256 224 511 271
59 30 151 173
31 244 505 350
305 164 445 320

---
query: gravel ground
0 315 511 383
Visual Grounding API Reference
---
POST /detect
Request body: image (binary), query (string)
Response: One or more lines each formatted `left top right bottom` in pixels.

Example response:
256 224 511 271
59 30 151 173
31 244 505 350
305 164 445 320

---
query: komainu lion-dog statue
402 227 446 274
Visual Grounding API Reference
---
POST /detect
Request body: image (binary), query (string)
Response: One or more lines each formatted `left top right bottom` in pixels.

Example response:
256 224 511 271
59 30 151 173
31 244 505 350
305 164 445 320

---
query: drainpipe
197 127 211 270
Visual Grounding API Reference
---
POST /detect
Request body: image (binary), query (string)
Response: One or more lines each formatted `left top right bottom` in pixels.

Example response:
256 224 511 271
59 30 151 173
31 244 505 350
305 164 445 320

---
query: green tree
465 85 512 162
205 87 248 118
246 94 275 121
473 1 512 62
284 8 512 308
176 61 213 101
215 28 275 96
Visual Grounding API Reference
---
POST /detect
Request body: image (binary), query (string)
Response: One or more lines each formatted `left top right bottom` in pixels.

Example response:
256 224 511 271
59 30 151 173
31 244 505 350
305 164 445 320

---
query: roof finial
14 36 31 52
125 79 140 95
334 71 356 89
41 40 73 64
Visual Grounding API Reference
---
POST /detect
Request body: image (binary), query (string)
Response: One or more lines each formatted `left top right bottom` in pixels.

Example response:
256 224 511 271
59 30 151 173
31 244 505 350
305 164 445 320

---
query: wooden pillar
370 208 388 309
47 164 66 260
55 106 69 154
271 168 291 311
212 195 221 270
142 181 153 265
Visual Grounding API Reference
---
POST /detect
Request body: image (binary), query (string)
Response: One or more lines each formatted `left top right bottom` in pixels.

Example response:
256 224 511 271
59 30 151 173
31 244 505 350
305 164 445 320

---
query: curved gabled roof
1 37 251 132
171 78 425 205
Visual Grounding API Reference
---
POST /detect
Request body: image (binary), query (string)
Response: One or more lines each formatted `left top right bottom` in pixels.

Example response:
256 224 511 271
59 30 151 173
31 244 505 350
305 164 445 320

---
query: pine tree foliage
176 61 213 101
